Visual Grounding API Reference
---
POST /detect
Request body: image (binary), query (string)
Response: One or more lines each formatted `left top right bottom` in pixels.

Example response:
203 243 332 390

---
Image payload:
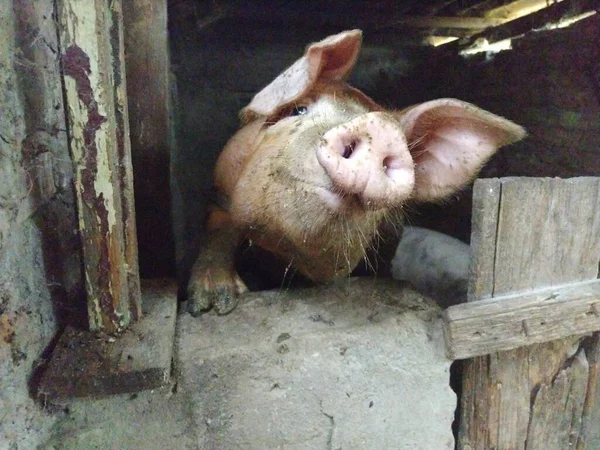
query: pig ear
241 29 363 120
398 99 527 202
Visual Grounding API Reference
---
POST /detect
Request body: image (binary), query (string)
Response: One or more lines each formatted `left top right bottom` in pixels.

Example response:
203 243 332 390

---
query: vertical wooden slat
577 332 600 450
122 0 175 278
493 178 600 293
468 178 501 301
108 0 142 320
57 0 141 332
459 177 600 450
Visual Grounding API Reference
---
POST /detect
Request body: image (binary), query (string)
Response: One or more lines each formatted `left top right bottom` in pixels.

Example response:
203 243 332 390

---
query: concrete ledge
37 279 177 399
178 278 456 449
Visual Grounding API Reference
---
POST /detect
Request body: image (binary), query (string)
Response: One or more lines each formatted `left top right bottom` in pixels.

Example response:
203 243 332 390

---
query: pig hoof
187 270 248 316
213 285 239 315
187 291 213 317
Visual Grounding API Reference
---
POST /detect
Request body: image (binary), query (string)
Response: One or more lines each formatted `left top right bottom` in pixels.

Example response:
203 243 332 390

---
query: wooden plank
110 0 142 321
122 0 175 277
525 349 588 450
458 177 600 450
445 279 600 359
57 0 142 331
385 16 507 29
577 332 600 450
493 178 600 293
460 335 586 449
37 279 177 399
459 0 599 47
485 0 559 21
468 178 501 301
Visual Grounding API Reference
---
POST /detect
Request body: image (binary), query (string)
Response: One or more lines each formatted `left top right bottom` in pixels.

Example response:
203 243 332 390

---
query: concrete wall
0 2 83 448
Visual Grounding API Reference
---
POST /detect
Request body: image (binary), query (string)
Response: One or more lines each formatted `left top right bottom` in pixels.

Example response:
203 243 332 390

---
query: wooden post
122 0 175 278
58 0 141 332
458 177 600 450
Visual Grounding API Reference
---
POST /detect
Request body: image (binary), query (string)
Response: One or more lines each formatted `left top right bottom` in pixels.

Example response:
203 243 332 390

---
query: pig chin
315 185 405 213
230 163 390 281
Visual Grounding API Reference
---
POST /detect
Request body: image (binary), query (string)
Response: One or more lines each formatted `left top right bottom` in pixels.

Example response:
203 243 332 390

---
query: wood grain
58 0 141 332
458 177 600 450
467 178 501 301
445 279 600 359
525 350 588 450
122 0 175 277
457 0 599 46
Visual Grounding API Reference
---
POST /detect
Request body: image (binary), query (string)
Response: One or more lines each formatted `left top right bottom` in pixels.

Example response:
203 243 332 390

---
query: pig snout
315 112 415 206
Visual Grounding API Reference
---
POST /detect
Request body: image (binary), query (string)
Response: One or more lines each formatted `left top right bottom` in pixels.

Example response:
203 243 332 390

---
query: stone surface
37 280 177 399
41 279 455 449
178 278 455 450
1 2 83 449
39 281 187 450
42 384 197 450
0 221 62 450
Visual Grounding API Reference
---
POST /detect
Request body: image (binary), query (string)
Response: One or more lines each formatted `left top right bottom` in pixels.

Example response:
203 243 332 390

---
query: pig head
187 29 526 316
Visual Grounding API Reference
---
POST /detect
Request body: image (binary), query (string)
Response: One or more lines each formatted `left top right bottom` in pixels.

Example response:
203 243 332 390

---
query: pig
186 29 526 316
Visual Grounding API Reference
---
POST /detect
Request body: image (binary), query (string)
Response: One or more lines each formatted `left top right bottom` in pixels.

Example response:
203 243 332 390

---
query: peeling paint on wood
57 0 141 332
108 0 142 320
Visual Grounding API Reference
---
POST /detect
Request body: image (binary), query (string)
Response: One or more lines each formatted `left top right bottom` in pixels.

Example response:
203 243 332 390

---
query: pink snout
316 112 415 206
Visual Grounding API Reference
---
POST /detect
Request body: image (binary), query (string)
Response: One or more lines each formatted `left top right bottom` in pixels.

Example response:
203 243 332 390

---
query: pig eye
267 105 310 126
291 105 308 116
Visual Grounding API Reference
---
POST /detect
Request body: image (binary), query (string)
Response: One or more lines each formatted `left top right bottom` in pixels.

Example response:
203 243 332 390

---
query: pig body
187 30 526 315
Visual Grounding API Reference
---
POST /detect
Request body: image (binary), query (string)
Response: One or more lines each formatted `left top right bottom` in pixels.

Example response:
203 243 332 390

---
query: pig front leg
187 209 248 316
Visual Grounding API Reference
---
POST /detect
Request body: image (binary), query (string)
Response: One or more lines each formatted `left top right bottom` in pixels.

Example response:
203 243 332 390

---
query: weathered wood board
122 0 175 278
444 279 600 359
57 0 141 332
458 177 600 450
468 177 600 300
457 0 599 47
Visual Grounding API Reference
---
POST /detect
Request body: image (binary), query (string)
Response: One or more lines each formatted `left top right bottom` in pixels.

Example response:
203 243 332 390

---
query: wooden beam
122 0 175 278
111 0 142 322
577 332 600 450
444 279 600 359
459 0 599 47
485 0 561 20
382 15 507 30
225 6 502 34
57 0 141 332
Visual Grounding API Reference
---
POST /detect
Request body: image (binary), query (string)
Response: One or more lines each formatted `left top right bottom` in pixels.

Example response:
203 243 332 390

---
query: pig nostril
382 156 400 176
342 140 357 159
382 156 392 170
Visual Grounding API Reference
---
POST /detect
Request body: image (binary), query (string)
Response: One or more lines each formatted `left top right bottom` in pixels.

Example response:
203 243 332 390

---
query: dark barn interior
1 0 599 448
166 0 600 289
